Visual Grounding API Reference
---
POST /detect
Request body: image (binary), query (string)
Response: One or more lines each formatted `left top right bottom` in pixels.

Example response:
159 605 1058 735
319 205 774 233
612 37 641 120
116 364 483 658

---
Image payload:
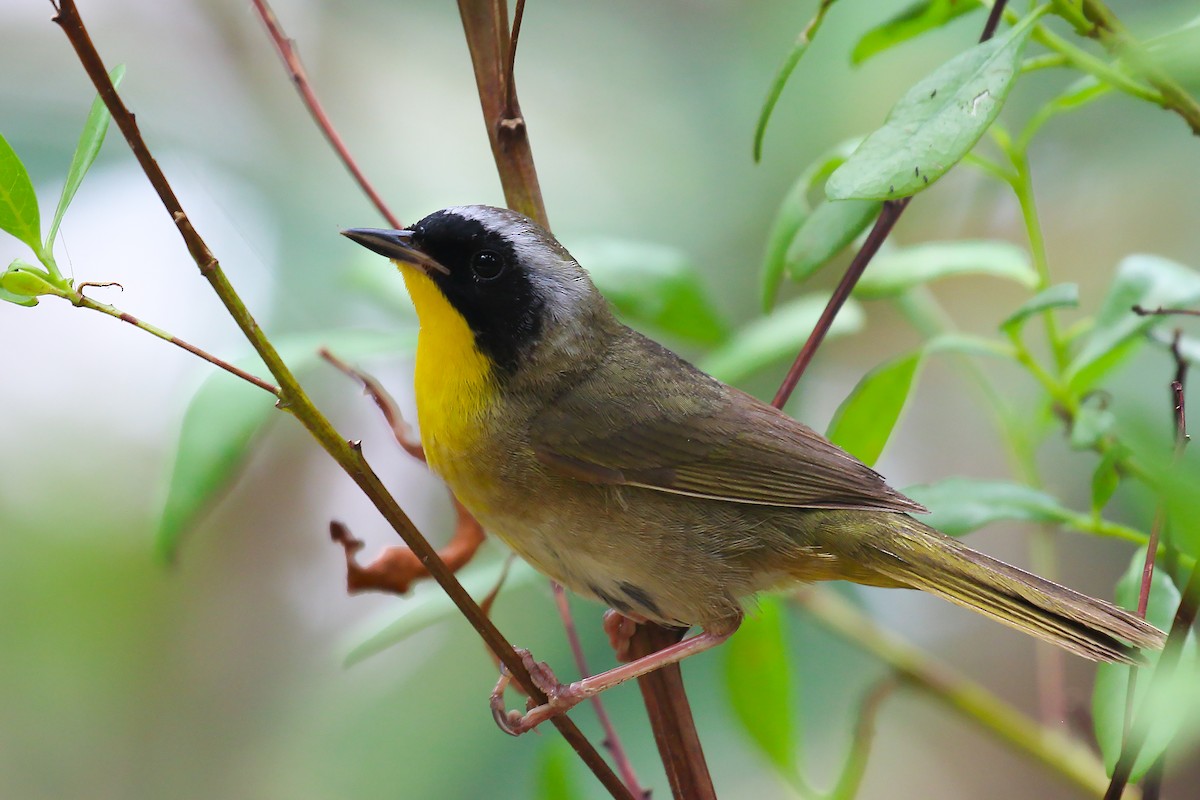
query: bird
342 205 1165 734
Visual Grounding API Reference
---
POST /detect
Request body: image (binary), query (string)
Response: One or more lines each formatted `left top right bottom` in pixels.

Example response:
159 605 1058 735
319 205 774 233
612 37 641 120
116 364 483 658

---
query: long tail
844 514 1166 664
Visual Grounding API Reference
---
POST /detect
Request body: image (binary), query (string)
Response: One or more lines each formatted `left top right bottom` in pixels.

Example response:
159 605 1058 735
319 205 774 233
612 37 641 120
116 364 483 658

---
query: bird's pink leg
491 617 741 736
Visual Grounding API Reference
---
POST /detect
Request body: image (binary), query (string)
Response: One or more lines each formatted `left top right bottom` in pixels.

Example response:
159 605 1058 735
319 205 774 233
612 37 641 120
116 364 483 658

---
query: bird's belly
432 456 760 630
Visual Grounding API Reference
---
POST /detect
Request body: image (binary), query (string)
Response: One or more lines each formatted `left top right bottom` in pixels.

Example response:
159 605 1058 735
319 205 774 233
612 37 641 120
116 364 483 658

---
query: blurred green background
3 1 1200 798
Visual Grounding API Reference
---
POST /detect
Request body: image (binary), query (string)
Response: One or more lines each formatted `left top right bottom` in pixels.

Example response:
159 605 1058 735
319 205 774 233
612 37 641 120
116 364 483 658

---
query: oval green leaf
1067 255 1200 392
724 596 798 775
785 198 882 284
700 294 864 385
1093 549 1200 782
855 239 1035 299
156 330 414 562
827 12 1040 200
762 138 862 310
851 0 979 65
47 65 125 251
753 0 841 162
827 351 923 467
571 238 728 345
0 132 42 255
902 478 1075 537
1000 282 1079 334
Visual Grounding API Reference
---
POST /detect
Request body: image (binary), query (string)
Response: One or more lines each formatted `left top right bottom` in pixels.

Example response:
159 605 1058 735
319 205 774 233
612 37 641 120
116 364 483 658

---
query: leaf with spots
827 10 1041 201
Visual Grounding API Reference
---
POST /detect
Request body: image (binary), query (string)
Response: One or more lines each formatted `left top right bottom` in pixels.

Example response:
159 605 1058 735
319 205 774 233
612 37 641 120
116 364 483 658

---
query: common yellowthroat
343 206 1164 734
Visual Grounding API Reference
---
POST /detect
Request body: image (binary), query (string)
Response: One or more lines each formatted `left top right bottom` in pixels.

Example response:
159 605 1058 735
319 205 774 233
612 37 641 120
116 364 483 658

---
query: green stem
1030 25 1162 106
1021 52 1069 73
796 588 1133 800
1052 0 1200 135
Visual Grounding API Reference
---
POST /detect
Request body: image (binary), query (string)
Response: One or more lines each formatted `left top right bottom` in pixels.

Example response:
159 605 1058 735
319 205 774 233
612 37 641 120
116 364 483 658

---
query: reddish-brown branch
772 197 911 408
502 0 527 120
331 511 484 595
248 0 403 229
629 624 715 800
1132 305 1200 318
1106 333 1192 800
456 0 547 226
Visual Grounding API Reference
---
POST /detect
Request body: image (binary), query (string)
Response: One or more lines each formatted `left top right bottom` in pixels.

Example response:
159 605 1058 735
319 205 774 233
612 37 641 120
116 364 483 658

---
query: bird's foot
603 609 640 662
490 648 585 736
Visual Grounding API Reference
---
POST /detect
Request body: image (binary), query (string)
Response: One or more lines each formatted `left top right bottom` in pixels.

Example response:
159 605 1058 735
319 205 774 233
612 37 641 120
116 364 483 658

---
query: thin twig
71 290 279 395
248 0 403 229
629 624 717 800
828 677 897 800
772 197 910 408
552 583 649 799
49 4 628 795
456 0 547 225
1132 304 1200 318
502 0 527 121
1105 562 1200 800
1106 333 1192 800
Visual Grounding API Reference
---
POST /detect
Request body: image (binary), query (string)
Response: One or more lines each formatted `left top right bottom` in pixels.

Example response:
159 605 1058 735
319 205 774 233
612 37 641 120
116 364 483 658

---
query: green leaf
827 11 1040 200
852 0 979 65
0 132 42 255
724 596 798 775
925 332 1015 360
785 199 882 284
0 286 38 307
700 294 864 385
761 138 862 309
0 259 45 306
1093 550 1200 781
903 478 1074 537
827 351 923 467
343 558 538 666
855 239 1035 299
536 740 580 800
1069 394 1114 450
1090 447 1122 517
1067 255 1200 392
571 238 729 345
46 65 125 251
1 259 63 299
753 0 841 162
156 330 414 562
1001 283 1079 334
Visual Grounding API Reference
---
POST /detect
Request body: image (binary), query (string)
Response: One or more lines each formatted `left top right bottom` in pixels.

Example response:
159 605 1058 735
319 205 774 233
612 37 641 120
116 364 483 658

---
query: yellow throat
398 262 496 470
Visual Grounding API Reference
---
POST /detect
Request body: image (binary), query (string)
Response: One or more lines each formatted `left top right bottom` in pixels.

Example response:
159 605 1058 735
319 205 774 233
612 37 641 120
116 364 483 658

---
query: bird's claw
490 648 583 736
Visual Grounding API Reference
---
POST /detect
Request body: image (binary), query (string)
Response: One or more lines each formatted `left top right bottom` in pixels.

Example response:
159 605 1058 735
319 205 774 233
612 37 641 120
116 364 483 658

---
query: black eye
470 249 506 281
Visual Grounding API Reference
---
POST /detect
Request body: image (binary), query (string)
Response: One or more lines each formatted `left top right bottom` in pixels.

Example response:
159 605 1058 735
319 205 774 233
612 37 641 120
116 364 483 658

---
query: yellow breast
399 263 497 479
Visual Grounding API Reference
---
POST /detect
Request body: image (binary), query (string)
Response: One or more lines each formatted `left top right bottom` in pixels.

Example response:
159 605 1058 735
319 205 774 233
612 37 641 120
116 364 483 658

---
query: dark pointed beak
341 228 449 275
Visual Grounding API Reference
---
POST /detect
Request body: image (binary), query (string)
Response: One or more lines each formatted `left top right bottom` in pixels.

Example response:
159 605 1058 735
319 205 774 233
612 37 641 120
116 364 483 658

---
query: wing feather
529 332 926 514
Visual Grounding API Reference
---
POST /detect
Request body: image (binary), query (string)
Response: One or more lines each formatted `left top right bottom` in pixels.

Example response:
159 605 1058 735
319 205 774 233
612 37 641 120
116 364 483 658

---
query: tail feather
858 516 1166 664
